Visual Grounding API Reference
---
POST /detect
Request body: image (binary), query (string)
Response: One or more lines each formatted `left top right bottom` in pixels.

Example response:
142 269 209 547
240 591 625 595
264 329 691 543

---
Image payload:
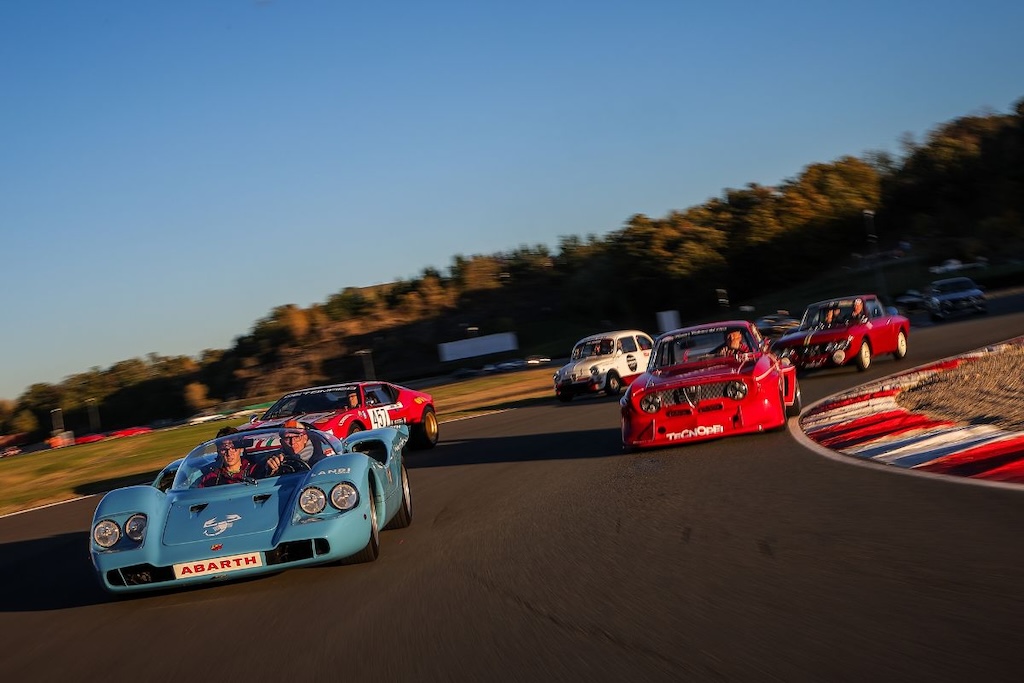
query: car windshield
170 428 340 491
932 279 974 294
651 326 755 369
262 387 358 419
800 299 860 328
571 339 613 360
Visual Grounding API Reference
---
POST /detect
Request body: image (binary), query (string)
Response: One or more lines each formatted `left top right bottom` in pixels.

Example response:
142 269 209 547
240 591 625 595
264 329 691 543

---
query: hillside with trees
3 97 1023 443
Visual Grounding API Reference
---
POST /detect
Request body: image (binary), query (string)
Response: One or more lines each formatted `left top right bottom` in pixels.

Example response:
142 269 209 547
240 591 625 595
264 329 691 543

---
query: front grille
111 563 176 586
658 382 730 408
265 539 319 566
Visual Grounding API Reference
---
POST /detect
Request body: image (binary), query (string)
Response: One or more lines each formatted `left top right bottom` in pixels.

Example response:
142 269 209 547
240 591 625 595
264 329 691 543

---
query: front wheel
342 492 379 564
605 373 622 396
384 464 412 530
892 330 908 360
786 384 802 418
855 340 872 371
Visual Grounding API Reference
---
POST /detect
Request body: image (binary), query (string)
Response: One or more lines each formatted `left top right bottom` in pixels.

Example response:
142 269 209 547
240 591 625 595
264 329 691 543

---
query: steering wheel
262 457 311 477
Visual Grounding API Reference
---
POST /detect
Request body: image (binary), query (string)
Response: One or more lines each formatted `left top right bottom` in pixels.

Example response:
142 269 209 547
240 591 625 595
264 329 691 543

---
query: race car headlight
589 365 600 376
725 381 748 401
639 393 662 414
825 338 852 353
330 483 359 511
124 514 147 542
299 487 327 514
93 519 121 549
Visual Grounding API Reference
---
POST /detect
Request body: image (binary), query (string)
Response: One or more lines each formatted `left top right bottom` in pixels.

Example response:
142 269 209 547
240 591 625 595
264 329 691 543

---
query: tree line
3 97 1023 442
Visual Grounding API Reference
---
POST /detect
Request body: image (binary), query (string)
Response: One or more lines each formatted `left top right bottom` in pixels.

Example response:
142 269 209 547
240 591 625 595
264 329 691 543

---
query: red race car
620 321 801 450
244 381 439 449
770 294 909 372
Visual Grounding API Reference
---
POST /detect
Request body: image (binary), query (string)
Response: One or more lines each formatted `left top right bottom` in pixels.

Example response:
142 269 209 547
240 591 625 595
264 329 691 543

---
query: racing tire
855 340 872 372
892 330 908 361
343 491 380 564
605 373 622 397
411 406 439 450
785 384 802 418
347 422 364 437
383 464 412 530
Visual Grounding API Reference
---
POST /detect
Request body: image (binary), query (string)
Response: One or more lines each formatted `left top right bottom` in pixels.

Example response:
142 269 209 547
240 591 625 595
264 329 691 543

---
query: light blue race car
90 424 413 594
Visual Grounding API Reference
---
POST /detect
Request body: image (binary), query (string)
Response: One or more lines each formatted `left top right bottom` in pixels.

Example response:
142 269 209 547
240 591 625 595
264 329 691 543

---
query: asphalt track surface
3 296 1024 683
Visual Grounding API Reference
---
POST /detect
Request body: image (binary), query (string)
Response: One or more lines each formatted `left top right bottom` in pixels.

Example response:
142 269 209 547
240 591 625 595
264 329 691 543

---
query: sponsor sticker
173 552 263 579
665 425 725 440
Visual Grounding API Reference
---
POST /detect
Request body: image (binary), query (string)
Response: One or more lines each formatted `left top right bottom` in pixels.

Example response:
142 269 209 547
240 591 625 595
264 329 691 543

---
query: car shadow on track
0 532 110 611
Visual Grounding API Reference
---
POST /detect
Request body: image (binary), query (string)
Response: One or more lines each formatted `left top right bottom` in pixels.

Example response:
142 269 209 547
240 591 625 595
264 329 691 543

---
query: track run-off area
3 293 1024 682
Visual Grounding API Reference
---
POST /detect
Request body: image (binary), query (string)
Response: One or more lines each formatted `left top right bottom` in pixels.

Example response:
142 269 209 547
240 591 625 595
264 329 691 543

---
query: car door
863 296 896 353
362 383 401 429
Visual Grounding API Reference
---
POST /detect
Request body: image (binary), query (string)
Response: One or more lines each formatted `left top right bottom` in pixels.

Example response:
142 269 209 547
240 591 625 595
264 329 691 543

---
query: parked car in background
894 289 927 314
553 329 654 402
924 276 987 322
244 381 439 449
620 320 800 450
771 294 910 372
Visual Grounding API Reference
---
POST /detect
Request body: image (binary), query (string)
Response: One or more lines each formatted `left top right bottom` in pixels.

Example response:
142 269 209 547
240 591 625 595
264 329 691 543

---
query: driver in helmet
263 419 321 475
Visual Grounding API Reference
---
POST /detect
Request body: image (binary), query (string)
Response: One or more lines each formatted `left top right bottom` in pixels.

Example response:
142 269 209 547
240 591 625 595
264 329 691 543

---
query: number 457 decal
369 407 393 429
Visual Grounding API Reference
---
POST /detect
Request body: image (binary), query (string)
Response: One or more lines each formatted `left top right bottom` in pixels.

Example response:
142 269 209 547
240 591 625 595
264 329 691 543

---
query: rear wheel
855 340 872 371
411 405 438 449
892 330 908 360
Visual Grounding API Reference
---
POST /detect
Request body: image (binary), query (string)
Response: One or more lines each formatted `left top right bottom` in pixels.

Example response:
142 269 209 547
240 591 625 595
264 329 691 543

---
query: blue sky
2 0 1023 401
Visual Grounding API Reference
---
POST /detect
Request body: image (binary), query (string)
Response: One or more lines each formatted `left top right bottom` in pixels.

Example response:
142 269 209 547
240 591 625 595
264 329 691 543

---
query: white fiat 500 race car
553 329 654 402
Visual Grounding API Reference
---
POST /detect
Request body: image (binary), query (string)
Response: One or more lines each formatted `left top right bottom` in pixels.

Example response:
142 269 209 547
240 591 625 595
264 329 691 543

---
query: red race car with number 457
620 321 801 451
245 381 439 449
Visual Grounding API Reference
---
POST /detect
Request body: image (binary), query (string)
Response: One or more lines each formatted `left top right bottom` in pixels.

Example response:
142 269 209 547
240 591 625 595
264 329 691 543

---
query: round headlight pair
299 483 360 515
92 513 147 549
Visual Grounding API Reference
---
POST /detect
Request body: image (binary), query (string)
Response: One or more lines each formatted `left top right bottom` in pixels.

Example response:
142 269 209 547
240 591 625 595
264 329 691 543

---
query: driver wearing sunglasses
264 419 319 475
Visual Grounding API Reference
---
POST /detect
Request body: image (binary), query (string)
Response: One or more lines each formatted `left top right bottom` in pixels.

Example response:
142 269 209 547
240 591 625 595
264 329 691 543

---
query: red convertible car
770 294 909 372
620 321 801 450
243 381 439 449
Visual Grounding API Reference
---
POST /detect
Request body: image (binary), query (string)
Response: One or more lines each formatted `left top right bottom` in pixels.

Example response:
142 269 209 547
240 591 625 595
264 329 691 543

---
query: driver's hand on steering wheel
265 453 284 475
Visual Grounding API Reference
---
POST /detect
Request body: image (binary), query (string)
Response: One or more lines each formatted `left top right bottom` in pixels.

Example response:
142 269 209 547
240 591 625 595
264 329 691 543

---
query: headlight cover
124 513 147 542
640 393 662 414
299 487 327 514
725 381 748 401
825 337 852 353
93 519 121 549
330 483 359 511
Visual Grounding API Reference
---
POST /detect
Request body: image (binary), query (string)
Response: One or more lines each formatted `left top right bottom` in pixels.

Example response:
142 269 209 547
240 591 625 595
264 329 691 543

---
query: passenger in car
198 437 257 487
